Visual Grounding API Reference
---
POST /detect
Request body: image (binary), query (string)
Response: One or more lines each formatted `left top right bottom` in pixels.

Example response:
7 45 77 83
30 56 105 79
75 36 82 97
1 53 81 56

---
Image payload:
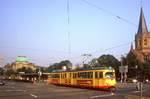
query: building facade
131 8 150 63
7 56 37 71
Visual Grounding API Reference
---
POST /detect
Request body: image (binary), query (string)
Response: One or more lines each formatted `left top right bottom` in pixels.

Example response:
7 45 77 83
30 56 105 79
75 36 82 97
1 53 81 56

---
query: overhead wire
0 46 68 54
81 0 137 27
69 41 132 60
2 0 138 65
90 41 132 55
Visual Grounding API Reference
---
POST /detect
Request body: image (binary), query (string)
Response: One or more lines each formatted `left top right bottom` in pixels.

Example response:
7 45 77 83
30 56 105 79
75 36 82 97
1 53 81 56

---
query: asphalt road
0 80 150 99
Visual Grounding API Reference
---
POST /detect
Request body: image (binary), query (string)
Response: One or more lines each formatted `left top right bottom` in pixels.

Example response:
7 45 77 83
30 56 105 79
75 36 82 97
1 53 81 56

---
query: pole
38 68 41 83
124 72 126 83
135 65 138 80
120 55 123 83
140 82 143 99
121 72 123 83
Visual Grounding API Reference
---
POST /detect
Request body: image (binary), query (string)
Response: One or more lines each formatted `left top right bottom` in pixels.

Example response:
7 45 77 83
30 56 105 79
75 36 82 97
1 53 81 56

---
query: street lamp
38 68 42 83
135 65 138 80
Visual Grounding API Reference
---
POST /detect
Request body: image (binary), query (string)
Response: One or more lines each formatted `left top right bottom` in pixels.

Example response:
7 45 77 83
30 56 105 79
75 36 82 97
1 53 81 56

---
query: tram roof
51 67 115 73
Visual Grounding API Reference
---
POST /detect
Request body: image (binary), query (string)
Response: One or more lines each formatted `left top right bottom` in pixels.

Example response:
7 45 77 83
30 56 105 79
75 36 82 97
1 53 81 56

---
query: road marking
4 90 26 92
11 86 15 88
133 91 140 93
30 94 38 98
90 93 115 98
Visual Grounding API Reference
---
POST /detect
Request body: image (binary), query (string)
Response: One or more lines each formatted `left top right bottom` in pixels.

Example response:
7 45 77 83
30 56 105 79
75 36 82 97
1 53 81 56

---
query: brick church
130 7 150 63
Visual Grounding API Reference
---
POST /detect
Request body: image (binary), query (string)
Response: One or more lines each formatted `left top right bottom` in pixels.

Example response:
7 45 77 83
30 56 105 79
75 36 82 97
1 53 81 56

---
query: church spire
130 42 134 52
137 7 148 34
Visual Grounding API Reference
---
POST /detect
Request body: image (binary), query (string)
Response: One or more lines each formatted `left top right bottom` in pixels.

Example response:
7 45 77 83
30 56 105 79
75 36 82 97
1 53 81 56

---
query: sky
0 0 150 67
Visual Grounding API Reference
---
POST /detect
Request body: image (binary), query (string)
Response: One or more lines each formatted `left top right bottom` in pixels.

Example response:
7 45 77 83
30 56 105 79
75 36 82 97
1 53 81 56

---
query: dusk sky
0 0 150 67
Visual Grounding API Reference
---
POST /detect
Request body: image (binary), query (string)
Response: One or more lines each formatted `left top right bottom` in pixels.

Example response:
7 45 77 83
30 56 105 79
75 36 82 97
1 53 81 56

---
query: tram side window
95 72 103 78
73 73 76 78
61 74 63 78
73 73 75 78
76 72 93 78
75 73 77 78
85 72 88 78
69 73 72 78
61 73 67 79
99 72 103 78
95 72 98 78
57 74 60 78
52 74 60 78
89 72 93 78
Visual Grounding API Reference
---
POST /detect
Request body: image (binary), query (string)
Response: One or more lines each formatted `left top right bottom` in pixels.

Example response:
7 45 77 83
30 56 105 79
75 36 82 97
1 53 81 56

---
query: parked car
0 80 5 85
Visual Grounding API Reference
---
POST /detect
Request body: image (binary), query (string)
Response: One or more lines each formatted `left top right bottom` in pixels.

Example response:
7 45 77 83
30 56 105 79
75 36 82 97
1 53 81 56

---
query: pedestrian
136 82 140 91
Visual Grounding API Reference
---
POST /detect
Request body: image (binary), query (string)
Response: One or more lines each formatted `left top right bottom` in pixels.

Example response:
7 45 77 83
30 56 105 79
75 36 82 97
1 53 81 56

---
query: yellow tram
47 67 116 90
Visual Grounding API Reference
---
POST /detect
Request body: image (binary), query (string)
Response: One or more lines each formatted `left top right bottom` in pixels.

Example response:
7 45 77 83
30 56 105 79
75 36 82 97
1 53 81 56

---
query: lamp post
120 55 123 83
38 68 42 83
135 65 138 80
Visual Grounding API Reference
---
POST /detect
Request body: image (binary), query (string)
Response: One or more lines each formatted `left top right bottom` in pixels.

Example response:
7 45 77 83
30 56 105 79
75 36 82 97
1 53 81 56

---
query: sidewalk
116 82 136 88
116 82 150 98
125 94 150 99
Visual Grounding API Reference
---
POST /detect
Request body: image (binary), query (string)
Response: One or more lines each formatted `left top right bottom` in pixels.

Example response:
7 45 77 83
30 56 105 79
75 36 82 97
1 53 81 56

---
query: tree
97 54 120 69
121 55 128 66
25 68 33 73
0 67 4 75
36 67 47 73
142 63 150 80
89 58 99 67
97 54 121 77
17 67 26 73
125 51 142 78
5 69 16 76
59 60 72 70
81 64 91 70
126 51 139 67
48 60 72 72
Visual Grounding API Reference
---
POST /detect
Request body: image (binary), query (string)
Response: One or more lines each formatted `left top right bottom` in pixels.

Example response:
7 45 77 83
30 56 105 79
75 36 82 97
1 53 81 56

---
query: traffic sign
119 66 128 73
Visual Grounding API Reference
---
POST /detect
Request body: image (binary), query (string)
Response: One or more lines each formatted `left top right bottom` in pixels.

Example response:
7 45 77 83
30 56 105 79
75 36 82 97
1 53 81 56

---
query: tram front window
105 72 114 78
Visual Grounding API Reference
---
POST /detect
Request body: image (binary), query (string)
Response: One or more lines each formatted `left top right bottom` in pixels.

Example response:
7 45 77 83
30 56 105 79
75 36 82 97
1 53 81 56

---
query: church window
138 40 142 47
144 39 147 45
144 53 150 62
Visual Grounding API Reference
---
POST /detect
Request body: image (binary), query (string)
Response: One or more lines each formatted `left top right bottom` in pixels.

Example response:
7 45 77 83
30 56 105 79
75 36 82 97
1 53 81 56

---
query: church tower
134 7 150 62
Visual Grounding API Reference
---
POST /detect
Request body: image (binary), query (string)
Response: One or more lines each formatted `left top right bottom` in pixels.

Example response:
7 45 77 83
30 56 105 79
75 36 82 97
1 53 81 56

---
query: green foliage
140 63 150 80
5 69 16 76
121 56 127 66
87 54 120 73
48 60 72 72
82 64 92 70
36 67 47 73
126 51 139 67
0 67 4 75
89 58 99 67
124 51 150 80
97 54 120 69
59 60 72 67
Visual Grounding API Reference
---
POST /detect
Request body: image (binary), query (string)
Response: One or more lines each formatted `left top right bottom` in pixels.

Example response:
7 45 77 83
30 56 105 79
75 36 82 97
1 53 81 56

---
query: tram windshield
105 72 114 78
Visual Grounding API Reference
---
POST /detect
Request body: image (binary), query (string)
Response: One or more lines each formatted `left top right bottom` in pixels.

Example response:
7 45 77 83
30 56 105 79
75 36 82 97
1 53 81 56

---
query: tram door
95 72 103 88
68 73 72 85
95 72 99 87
